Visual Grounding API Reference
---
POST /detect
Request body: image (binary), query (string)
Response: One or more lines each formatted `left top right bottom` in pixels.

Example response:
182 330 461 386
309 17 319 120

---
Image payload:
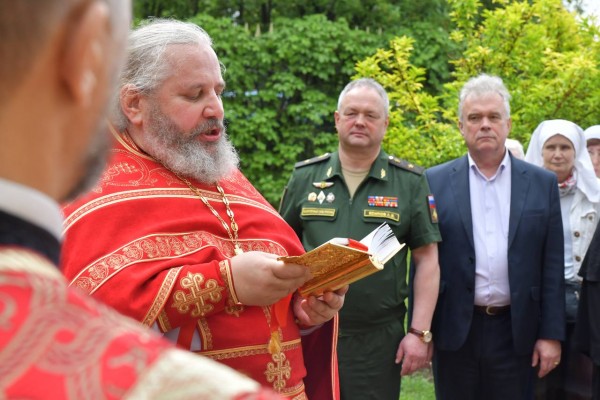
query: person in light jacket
525 119 600 399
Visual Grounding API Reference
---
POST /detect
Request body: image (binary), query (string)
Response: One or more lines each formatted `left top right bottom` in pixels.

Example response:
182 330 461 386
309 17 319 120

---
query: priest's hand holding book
229 251 312 306
228 223 403 328
228 251 346 328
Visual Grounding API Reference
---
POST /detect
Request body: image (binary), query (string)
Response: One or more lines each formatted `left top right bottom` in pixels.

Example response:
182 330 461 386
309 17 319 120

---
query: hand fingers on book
272 262 312 281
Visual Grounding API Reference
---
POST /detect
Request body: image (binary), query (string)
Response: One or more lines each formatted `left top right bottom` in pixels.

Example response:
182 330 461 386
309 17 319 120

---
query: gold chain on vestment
171 171 244 256
123 126 243 256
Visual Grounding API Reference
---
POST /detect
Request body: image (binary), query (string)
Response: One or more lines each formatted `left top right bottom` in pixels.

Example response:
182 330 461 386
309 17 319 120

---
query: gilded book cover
280 223 404 297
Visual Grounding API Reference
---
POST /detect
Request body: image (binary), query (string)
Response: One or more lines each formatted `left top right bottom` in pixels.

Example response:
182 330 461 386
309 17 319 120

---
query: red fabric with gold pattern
61 131 339 399
0 247 281 399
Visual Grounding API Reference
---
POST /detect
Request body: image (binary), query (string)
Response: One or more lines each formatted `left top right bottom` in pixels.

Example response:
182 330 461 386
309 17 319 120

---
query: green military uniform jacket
279 150 441 334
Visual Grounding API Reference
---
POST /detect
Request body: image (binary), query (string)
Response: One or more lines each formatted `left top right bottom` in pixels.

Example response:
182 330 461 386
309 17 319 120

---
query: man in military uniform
279 78 441 399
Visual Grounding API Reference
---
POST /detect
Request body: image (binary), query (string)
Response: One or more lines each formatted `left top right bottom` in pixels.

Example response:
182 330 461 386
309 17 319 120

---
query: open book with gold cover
280 223 404 297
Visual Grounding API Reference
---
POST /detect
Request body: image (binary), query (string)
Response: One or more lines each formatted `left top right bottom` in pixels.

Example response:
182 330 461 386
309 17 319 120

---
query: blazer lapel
450 156 475 249
508 156 530 249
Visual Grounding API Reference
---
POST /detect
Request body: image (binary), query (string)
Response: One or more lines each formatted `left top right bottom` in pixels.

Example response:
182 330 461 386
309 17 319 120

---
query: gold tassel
268 329 281 355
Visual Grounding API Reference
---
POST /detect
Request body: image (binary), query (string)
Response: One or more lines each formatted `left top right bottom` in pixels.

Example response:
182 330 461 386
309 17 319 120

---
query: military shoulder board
387 156 424 175
294 153 331 169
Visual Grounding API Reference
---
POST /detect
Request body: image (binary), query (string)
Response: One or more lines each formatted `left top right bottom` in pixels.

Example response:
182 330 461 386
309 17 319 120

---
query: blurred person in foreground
60 18 345 399
426 74 565 400
525 119 599 399
584 125 600 179
0 1 281 398
279 78 441 400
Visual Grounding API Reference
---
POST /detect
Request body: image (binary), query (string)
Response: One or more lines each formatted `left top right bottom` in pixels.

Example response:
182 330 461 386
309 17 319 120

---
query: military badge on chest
307 181 336 204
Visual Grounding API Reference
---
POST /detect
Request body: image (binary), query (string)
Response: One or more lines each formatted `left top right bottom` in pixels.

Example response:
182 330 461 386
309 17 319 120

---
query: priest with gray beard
60 19 345 400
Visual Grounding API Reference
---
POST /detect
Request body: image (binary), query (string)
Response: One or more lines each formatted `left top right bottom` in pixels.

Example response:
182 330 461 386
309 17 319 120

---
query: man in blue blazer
426 74 565 399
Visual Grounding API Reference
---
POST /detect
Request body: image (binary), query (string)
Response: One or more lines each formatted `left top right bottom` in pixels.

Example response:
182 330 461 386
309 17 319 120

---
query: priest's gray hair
458 74 511 122
337 78 390 118
112 19 224 131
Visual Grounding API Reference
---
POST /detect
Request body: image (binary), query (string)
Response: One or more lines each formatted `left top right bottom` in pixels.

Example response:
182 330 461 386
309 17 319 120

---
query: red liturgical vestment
61 130 339 399
0 248 282 399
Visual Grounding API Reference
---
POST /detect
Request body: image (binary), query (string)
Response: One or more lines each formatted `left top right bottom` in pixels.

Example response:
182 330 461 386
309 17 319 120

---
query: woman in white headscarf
525 119 600 399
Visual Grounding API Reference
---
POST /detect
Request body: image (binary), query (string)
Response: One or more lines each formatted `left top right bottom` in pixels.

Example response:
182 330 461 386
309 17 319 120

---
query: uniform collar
321 150 390 182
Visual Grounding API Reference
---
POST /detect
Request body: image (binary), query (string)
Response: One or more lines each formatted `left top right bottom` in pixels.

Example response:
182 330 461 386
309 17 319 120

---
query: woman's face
587 141 600 178
542 134 575 183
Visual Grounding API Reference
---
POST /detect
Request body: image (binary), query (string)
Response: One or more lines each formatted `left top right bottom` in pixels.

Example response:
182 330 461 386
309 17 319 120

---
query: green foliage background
356 0 600 169
133 0 600 206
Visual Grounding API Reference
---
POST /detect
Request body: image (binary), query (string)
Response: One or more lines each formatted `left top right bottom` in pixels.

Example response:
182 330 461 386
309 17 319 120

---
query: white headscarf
584 125 600 142
525 119 600 202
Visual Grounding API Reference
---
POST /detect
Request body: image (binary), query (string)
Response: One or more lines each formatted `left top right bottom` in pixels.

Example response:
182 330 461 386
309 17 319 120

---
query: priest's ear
119 84 144 127
60 0 111 107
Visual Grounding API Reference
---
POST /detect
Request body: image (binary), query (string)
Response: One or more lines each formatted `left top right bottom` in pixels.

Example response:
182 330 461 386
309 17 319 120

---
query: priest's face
135 43 239 184
142 98 239 184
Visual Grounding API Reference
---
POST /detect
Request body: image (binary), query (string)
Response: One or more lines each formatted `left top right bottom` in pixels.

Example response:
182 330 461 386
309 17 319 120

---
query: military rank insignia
427 194 438 223
312 181 334 189
367 196 398 208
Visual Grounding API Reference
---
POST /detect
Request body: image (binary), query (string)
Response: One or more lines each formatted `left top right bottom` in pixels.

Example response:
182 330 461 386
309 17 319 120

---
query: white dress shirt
468 151 511 307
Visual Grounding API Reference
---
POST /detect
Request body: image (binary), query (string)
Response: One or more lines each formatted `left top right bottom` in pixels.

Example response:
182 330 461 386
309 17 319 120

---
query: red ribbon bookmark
347 238 368 251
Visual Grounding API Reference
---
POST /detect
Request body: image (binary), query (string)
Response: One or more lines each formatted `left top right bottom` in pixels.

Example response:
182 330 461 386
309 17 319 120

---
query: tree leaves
357 0 600 167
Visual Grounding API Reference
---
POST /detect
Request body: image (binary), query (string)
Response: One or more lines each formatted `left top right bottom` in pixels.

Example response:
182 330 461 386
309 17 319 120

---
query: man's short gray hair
112 19 219 130
337 78 389 117
458 74 511 122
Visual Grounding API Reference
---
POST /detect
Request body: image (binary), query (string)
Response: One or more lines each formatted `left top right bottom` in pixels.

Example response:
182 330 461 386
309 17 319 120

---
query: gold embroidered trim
289 392 308 400
142 266 181 326
274 380 306 398
219 260 243 309
69 231 287 295
198 318 213 350
157 309 172 333
64 188 278 234
111 124 153 160
172 272 223 318
200 338 301 361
